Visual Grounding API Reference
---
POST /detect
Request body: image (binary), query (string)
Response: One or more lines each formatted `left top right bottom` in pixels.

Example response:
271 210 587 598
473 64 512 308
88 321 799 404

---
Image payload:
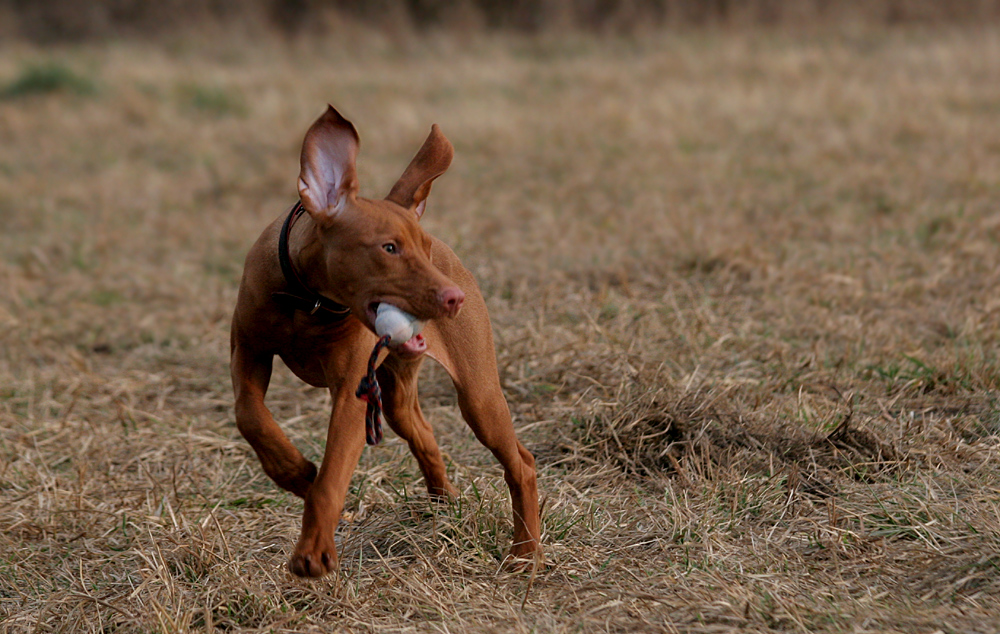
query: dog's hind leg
453 376 541 561
423 288 541 562
377 355 457 500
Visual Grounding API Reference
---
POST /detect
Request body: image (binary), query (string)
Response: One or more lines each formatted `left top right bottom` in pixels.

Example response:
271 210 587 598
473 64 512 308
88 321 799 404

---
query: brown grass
2 25 1000 633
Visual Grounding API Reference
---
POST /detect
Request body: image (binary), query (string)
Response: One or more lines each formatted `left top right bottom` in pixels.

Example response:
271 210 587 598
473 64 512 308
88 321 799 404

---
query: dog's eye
382 243 398 255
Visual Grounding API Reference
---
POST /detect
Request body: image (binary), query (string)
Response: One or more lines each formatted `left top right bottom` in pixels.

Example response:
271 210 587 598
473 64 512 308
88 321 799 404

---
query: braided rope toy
355 334 392 446
355 304 425 446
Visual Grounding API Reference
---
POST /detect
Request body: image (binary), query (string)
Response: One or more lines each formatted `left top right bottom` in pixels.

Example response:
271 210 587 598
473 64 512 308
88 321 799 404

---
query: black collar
271 201 352 322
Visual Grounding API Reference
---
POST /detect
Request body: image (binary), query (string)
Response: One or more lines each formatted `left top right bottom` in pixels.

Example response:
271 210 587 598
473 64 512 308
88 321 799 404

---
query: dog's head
295 105 464 332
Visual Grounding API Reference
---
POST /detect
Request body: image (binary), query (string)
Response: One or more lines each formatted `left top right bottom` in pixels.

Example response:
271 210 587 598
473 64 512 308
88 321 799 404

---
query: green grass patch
177 83 247 118
0 63 96 99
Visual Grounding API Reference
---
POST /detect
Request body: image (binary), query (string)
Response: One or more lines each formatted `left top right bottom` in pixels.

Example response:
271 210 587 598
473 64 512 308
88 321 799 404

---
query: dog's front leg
231 342 317 498
288 359 368 578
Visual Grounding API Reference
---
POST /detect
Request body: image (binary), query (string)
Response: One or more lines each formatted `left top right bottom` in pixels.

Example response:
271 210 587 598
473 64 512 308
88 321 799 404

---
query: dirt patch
547 384 909 497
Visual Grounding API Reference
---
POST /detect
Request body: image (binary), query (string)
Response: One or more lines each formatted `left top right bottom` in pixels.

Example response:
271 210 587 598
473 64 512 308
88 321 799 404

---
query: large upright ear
385 124 453 219
298 105 360 222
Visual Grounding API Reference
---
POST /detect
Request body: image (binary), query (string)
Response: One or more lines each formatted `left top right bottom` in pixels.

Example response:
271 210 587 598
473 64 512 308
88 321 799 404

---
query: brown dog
230 105 541 577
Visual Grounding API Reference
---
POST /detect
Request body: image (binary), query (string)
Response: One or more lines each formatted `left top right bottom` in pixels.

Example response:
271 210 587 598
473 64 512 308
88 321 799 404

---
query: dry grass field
2 24 1000 633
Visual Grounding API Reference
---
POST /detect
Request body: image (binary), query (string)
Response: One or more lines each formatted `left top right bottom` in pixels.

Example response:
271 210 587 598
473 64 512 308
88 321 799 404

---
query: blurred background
3 0 1000 40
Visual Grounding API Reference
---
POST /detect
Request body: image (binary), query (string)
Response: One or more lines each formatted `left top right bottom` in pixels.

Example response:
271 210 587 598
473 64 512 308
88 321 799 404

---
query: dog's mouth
366 301 427 357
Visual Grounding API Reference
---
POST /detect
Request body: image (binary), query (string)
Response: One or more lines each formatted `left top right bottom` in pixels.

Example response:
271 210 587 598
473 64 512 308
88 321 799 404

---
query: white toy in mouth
374 303 425 346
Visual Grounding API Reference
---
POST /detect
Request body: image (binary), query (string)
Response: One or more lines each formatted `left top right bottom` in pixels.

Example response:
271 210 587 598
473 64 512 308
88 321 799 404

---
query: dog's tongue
398 332 427 355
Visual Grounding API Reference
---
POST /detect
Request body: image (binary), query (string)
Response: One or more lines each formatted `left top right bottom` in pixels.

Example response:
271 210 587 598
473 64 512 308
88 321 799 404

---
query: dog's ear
298 105 360 222
386 124 453 220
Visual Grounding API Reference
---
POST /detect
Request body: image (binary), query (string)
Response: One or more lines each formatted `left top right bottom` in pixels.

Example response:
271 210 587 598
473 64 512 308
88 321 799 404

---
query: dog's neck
286 208 342 305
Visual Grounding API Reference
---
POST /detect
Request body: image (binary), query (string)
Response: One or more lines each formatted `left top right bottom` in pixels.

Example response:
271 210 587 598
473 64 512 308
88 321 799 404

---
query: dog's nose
439 287 465 317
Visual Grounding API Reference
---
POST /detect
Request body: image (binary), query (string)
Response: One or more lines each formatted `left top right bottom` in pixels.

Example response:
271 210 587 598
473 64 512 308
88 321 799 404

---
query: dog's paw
288 548 337 578
427 482 458 503
502 547 546 573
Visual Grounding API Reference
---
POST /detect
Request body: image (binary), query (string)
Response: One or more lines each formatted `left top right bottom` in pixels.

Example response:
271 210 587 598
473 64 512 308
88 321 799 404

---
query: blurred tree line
2 0 999 41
